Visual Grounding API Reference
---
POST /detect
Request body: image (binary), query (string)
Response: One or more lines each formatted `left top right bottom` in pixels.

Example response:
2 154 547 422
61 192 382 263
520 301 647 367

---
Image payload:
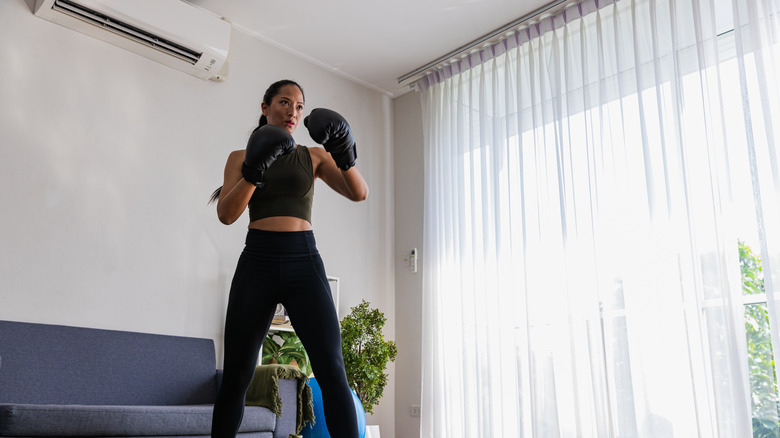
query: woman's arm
311 147 369 202
216 150 256 225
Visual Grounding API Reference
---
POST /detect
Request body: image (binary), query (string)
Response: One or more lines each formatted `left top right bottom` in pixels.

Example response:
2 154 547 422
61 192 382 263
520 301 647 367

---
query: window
742 241 780 436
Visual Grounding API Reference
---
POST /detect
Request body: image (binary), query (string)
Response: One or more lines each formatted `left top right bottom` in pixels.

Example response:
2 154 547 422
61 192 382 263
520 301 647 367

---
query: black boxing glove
242 124 297 188
304 108 357 171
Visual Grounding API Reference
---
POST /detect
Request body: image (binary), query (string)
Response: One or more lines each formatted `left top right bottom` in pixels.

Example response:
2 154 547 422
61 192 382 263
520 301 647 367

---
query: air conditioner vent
52 0 200 65
33 0 231 81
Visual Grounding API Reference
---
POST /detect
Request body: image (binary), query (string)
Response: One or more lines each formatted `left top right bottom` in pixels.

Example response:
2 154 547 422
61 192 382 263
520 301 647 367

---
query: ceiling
186 0 553 98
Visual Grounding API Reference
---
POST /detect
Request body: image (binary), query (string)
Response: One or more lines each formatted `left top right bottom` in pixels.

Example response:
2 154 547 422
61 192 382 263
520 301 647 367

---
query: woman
210 79 368 438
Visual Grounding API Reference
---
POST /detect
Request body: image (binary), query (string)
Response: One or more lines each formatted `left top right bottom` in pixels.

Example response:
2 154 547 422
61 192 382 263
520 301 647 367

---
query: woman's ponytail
208 186 222 204
252 114 268 134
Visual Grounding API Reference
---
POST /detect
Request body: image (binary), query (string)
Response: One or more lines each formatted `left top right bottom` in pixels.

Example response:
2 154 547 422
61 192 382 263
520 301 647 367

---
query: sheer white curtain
418 0 780 436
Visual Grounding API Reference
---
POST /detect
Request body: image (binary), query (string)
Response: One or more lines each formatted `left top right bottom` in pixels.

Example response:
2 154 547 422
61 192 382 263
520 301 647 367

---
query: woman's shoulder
226 149 245 165
305 144 326 158
305 145 328 167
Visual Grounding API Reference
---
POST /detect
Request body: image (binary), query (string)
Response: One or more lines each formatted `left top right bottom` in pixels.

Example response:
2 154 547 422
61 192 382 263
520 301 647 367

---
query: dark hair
209 79 305 204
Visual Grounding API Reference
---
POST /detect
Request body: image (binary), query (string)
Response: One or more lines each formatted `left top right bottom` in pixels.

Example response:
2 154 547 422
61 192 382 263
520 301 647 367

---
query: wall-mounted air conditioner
33 0 231 81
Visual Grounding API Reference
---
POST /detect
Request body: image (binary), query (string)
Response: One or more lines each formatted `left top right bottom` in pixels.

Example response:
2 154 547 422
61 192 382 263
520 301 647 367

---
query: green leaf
261 332 312 376
340 300 398 414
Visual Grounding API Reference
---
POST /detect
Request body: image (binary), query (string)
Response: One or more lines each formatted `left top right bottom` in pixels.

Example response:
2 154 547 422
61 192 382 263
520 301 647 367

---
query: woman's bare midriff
248 216 312 232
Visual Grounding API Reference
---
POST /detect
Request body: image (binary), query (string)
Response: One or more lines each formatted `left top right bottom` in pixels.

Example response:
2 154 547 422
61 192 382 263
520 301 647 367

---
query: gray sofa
0 319 298 438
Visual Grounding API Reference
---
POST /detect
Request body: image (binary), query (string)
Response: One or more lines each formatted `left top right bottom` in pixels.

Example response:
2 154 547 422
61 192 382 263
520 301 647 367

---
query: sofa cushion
0 404 275 436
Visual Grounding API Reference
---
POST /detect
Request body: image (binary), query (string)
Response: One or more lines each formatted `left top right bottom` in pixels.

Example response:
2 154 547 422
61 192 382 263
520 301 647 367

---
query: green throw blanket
245 364 314 433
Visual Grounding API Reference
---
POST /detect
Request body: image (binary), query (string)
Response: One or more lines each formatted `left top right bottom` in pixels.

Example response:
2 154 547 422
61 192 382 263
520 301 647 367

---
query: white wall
392 91 425 438
0 0 396 435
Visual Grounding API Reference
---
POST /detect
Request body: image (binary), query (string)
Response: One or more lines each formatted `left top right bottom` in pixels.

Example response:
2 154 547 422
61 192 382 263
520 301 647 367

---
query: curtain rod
397 0 575 85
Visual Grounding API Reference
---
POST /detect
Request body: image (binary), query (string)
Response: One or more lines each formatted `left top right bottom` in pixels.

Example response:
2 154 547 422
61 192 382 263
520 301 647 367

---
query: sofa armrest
274 378 298 438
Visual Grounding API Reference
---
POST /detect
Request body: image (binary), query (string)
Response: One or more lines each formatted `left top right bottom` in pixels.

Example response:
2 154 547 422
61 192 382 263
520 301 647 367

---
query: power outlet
410 404 421 417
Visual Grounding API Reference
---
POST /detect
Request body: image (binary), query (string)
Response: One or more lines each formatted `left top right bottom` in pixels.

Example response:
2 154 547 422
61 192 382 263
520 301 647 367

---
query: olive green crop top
248 145 314 224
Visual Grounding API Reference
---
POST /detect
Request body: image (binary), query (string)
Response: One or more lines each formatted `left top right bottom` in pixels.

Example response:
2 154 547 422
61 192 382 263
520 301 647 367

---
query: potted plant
262 331 312 376
340 300 398 415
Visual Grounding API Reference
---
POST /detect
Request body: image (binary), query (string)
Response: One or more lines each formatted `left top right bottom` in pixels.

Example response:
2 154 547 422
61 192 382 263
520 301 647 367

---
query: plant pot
301 377 366 438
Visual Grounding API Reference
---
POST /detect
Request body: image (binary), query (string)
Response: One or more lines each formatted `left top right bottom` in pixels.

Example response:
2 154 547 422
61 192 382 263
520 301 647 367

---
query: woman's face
261 84 305 135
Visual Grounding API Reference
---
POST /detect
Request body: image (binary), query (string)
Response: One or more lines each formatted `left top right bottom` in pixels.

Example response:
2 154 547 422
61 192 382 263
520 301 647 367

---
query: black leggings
211 229 358 438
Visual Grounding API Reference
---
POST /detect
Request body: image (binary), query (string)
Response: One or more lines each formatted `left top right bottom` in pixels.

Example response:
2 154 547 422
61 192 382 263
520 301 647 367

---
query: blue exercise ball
302 377 366 438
